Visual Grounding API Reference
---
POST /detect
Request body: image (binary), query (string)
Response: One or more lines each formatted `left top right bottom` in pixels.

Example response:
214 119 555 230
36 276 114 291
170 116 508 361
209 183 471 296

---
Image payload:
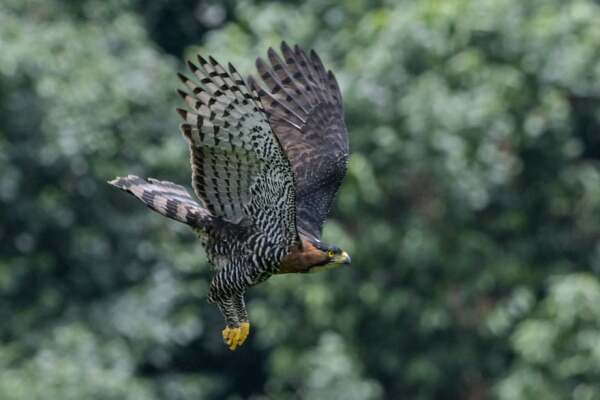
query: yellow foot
221 322 251 351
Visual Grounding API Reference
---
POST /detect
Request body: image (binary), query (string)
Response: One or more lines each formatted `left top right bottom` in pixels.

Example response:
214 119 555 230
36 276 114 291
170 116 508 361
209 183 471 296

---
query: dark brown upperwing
249 42 349 240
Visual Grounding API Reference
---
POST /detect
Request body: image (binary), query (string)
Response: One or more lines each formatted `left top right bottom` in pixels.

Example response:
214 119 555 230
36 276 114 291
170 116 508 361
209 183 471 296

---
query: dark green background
2 0 600 398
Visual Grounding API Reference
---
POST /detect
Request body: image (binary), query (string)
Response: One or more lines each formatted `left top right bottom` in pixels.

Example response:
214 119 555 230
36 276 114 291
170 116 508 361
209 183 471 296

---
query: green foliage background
2 0 600 398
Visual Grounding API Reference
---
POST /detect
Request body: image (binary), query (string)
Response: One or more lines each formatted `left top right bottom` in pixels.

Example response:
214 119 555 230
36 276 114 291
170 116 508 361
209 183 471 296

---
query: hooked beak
333 251 352 265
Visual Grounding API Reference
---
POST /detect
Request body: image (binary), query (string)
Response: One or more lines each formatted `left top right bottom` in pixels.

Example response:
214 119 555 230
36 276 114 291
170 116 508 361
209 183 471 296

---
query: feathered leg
216 293 250 350
209 269 251 351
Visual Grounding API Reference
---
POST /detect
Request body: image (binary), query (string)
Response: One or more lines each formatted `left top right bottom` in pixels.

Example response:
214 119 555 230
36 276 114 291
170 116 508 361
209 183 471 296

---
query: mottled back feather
250 42 349 240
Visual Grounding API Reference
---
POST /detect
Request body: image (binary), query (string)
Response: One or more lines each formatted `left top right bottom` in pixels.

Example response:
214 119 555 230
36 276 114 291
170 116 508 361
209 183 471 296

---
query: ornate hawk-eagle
109 42 350 350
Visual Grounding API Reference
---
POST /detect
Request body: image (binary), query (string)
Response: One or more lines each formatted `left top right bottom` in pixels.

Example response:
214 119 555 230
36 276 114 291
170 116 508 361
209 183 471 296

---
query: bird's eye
327 250 335 257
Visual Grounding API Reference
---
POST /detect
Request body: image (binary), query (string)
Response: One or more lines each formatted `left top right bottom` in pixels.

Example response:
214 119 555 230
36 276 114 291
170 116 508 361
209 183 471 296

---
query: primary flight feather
109 42 350 350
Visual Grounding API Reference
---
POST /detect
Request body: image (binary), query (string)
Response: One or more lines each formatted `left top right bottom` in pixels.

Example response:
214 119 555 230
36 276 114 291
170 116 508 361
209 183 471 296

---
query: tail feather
108 175 211 227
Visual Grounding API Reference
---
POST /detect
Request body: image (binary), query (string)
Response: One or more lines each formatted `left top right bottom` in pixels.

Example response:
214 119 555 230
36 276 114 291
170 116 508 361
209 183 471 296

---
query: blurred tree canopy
1 0 600 399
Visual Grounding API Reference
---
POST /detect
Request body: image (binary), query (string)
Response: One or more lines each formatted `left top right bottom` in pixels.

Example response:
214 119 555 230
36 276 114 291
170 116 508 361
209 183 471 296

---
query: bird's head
307 241 352 273
278 236 351 274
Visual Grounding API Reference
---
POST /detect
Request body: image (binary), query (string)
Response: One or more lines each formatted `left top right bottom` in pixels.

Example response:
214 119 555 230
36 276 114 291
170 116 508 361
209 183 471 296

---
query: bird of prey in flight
109 42 350 350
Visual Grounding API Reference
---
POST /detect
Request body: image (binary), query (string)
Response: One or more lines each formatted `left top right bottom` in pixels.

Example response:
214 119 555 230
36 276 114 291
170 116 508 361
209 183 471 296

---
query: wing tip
281 40 292 54
177 71 190 84
179 122 193 141
187 60 199 73
176 88 190 101
176 108 188 120
208 55 219 66
267 46 277 58
197 54 209 66
246 74 257 88
255 55 266 70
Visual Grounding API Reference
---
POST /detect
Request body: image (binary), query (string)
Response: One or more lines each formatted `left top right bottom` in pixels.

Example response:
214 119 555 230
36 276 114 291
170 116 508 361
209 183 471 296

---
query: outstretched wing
177 54 298 246
108 175 210 227
250 42 349 240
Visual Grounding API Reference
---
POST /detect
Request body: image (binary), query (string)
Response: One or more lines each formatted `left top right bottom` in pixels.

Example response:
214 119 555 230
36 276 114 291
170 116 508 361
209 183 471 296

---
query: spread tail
108 175 211 227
